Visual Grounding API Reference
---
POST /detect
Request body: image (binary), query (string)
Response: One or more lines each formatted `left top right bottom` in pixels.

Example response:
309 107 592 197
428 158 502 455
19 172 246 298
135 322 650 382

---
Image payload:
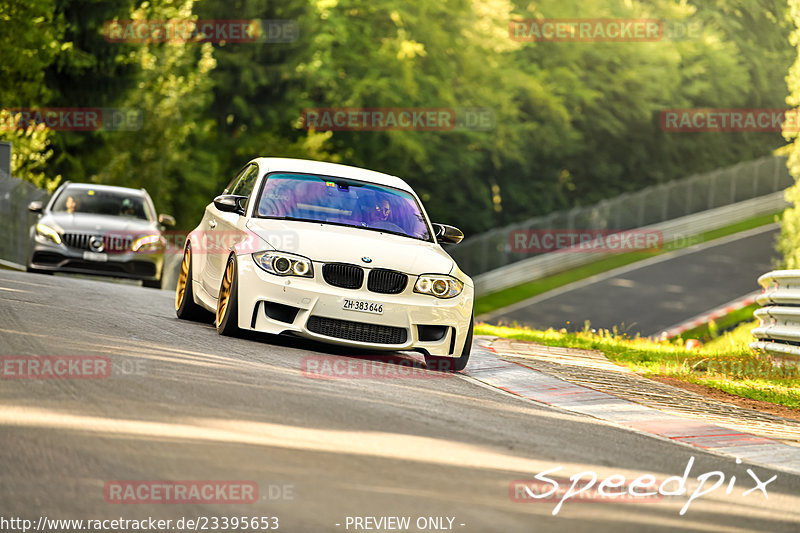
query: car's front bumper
28 238 164 281
227 253 474 357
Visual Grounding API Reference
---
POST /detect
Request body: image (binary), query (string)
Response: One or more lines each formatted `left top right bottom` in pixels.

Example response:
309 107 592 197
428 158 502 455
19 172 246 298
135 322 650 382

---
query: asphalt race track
483 225 779 336
1 269 800 532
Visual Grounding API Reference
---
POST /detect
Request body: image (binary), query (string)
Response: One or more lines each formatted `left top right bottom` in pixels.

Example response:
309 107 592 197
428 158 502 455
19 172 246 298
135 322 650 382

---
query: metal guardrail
452 155 791 277
0 169 48 267
661 291 759 339
474 190 788 295
751 270 800 362
0 141 10 178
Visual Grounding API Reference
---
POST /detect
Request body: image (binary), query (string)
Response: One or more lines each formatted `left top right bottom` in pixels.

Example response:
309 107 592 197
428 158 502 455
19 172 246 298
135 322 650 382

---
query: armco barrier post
751 270 800 368
0 141 10 183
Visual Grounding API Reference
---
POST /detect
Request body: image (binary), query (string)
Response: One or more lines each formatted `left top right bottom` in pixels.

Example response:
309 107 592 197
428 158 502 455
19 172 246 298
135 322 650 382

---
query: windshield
255 173 432 241
52 187 152 221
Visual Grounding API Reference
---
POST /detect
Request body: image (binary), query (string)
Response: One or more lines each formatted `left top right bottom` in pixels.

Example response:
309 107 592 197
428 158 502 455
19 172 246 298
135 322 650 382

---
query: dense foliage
779 0 800 267
1 0 794 233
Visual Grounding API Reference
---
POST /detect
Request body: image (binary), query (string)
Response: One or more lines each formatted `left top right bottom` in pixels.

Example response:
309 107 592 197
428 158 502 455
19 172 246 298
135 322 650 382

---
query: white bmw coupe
175 158 474 371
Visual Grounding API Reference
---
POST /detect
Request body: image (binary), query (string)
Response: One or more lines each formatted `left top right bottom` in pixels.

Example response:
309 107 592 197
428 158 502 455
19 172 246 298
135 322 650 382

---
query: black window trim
224 163 253 195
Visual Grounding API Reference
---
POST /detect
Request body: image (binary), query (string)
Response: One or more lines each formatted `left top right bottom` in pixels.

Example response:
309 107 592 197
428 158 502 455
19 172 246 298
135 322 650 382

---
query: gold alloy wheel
175 248 190 311
216 259 234 326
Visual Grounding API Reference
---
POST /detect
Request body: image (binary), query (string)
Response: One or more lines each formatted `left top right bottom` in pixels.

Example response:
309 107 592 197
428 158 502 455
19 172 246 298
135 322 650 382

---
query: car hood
245 219 455 275
42 213 159 234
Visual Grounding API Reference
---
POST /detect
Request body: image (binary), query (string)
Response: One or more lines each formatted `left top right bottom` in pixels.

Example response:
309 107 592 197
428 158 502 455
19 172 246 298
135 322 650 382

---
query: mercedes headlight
35 223 62 245
252 251 313 277
414 274 463 299
132 234 164 252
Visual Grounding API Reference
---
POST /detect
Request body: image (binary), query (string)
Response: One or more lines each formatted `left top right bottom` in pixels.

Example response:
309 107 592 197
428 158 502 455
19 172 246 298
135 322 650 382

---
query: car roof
253 158 414 193
63 183 148 196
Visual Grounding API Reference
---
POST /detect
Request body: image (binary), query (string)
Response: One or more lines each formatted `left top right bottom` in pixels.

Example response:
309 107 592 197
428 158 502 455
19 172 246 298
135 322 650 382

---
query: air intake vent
307 316 407 345
322 263 363 289
367 269 408 294
264 301 300 324
62 233 93 251
62 233 132 252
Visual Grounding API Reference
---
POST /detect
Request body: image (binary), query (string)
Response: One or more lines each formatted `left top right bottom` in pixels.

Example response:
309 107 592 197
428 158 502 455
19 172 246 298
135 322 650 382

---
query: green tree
778 0 800 268
92 0 218 227
193 0 338 192
5 0 797 238
42 0 138 184
0 0 65 188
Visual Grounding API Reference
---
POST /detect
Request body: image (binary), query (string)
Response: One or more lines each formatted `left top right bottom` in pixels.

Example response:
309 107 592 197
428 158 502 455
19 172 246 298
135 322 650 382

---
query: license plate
83 251 108 262
342 298 384 314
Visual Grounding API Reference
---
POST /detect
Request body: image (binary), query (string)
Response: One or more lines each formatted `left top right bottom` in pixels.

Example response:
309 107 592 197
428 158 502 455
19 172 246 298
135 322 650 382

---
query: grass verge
675 303 760 343
476 321 800 409
475 212 779 316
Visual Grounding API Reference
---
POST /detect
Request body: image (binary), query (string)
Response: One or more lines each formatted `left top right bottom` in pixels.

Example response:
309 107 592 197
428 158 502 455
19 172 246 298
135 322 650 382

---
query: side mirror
213 195 247 215
28 201 43 214
158 214 176 227
433 223 464 244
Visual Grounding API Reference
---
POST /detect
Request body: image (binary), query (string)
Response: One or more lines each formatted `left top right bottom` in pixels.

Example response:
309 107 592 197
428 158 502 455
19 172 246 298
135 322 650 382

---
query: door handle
209 220 217 229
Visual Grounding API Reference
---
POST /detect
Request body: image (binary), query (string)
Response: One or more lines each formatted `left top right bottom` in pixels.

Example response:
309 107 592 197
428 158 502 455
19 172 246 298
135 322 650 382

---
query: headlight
414 274 463 299
252 251 313 278
35 223 62 244
132 234 164 252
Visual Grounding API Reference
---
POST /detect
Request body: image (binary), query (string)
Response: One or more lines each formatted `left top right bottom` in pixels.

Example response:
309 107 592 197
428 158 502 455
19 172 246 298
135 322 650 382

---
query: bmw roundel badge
361 257 372 263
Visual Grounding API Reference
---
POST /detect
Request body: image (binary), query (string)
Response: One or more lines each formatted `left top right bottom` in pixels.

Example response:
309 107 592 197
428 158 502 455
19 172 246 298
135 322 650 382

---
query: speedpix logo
511 457 776 516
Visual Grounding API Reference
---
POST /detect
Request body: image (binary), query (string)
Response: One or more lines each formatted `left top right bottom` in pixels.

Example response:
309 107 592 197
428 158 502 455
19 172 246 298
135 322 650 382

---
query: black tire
425 314 473 372
142 277 162 289
175 243 208 321
216 254 240 336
